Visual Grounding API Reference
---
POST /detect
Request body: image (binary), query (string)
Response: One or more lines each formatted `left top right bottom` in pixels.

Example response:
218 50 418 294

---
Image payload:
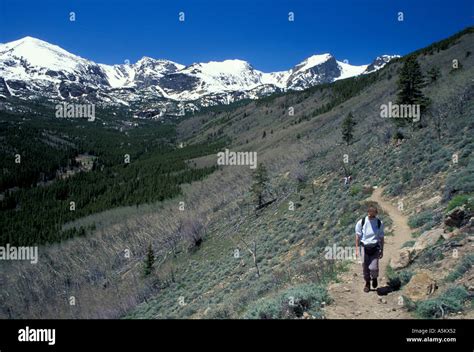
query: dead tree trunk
240 238 260 278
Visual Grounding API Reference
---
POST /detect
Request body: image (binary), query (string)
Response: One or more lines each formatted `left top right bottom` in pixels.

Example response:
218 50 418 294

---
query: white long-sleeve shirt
355 216 384 246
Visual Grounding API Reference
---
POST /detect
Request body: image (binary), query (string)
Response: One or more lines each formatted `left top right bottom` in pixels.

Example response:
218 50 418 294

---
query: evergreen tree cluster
0 111 226 246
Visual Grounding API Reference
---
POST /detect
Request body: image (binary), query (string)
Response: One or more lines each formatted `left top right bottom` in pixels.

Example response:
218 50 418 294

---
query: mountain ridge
0 36 399 116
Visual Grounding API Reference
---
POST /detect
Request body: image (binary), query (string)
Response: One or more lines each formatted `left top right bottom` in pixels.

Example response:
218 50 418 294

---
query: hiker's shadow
376 279 401 295
375 285 393 295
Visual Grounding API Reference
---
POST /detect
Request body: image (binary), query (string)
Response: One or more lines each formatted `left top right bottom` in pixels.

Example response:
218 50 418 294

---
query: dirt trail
324 187 413 319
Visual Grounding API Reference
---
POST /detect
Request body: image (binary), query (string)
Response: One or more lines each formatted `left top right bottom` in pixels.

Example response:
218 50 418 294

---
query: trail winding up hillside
324 187 413 319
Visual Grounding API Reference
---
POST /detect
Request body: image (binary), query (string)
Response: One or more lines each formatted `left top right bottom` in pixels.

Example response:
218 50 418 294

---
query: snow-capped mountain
364 55 400 74
0 36 399 117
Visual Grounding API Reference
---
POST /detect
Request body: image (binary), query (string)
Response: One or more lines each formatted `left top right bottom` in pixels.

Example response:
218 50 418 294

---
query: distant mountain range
0 36 399 117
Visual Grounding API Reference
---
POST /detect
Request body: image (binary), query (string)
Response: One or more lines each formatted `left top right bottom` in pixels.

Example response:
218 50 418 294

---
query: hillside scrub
1 28 473 319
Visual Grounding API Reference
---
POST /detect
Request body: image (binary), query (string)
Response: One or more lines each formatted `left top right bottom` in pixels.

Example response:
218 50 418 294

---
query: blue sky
0 0 472 71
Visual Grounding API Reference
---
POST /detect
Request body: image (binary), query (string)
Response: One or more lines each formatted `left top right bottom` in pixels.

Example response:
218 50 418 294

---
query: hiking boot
372 278 378 289
363 281 370 293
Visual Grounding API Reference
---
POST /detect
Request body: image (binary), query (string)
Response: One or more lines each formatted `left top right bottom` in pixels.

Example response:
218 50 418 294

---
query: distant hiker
342 175 352 187
343 177 349 186
355 206 384 293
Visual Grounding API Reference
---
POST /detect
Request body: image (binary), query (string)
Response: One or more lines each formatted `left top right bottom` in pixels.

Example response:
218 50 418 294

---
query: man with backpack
355 206 385 293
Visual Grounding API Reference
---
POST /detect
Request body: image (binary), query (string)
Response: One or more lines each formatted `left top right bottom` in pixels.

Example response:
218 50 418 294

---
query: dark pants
362 245 380 282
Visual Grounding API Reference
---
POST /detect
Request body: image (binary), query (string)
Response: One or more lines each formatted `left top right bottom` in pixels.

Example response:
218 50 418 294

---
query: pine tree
341 112 356 145
143 244 155 276
250 163 269 208
395 56 429 127
427 66 441 82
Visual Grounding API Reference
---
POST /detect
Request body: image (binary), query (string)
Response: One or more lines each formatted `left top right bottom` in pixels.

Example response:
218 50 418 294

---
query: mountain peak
0 36 88 72
364 54 400 73
10 36 46 45
3 36 62 51
294 53 333 72
0 36 398 110
135 56 184 70
184 59 253 76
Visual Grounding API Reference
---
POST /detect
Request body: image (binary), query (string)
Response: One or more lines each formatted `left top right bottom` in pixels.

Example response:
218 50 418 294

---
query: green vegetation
414 287 470 319
0 111 226 246
446 194 474 212
250 163 270 208
445 254 474 282
386 265 413 289
444 159 474 200
349 185 362 196
143 244 156 277
416 245 445 264
427 66 441 82
410 26 474 57
341 112 356 145
243 283 330 319
401 240 416 248
1 26 473 319
395 55 429 127
408 210 435 229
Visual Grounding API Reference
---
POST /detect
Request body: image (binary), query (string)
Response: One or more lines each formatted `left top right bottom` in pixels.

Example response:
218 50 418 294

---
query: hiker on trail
343 175 353 187
355 206 384 293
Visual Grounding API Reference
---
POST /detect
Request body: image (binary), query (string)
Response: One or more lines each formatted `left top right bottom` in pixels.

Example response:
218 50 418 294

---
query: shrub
446 194 473 213
243 283 330 319
393 130 405 140
444 161 474 201
399 270 414 285
415 287 470 319
445 254 474 282
207 304 236 319
349 185 362 196
387 266 413 289
408 210 434 228
427 159 448 174
420 210 442 231
417 245 444 264
386 182 404 197
243 296 281 319
339 212 357 227
401 240 415 248
402 171 412 183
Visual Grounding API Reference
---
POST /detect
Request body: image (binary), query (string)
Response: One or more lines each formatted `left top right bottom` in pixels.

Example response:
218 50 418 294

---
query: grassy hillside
127 26 474 319
0 27 472 319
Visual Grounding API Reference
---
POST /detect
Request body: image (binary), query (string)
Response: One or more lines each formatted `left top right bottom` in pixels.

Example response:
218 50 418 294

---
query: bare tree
430 84 474 140
182 218 205 250
162 221 183 257
239 237 260 278
291 164 308 192
430 98 449 141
